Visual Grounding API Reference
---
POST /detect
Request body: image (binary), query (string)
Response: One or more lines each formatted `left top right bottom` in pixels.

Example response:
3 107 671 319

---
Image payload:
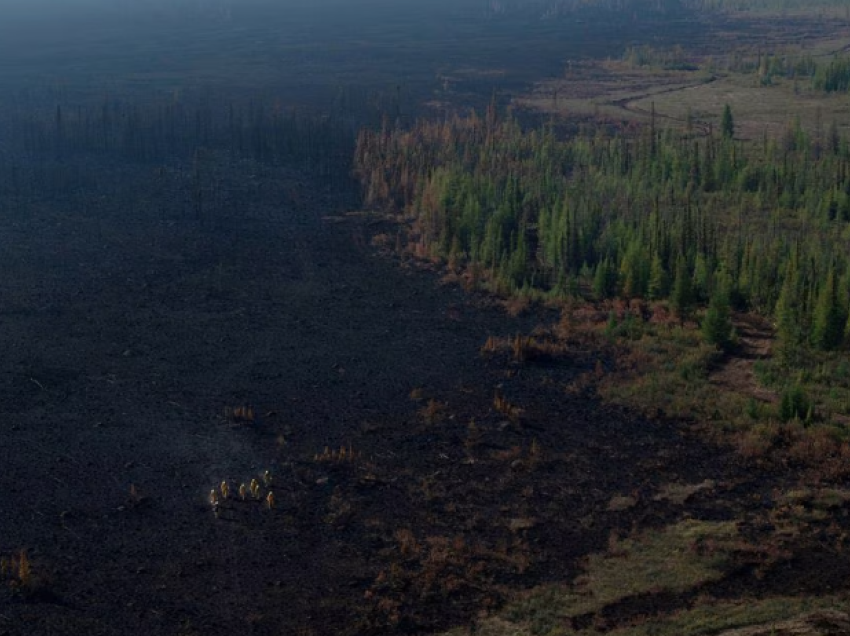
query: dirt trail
612 75 717 133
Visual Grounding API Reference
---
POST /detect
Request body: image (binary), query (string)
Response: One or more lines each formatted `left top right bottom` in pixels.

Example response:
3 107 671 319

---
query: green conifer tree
774 263 802 365
811 266 846 351
702 270 734 350
721 104 735 140
619 241 649 299
593 258 613 299
648 253 669 300
671 254 694 324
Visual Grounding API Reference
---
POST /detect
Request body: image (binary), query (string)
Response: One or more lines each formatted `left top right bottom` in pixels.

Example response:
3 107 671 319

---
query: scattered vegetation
433 519 783 635
314 445 359 462
226 405 256 424
356 99 850 471
0 550 33 594
5 1 850 634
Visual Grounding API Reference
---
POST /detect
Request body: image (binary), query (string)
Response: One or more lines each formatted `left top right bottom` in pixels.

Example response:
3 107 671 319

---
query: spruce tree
692 252 713 302
593 258 614 299
702 271 733 350
774 264 801 365
811 266 846 351
619 241 649 299
648 253 668 300
671 254 694 324
721 104 735 140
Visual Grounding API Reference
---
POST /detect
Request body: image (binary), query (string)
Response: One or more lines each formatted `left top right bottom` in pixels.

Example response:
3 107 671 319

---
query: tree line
355 107 850 357
0 92 357 207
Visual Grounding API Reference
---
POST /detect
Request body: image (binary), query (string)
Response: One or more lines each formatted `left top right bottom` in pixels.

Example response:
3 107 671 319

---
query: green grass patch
439 594 848 636
600 596 850 636
493 520 740 635
434 519 849 636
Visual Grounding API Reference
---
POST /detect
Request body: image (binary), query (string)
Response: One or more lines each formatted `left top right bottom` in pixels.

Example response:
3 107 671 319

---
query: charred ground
0 151 820 636
2 2 850 635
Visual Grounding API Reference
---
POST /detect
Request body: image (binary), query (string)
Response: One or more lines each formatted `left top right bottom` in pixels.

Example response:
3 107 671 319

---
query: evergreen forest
356 108 850 364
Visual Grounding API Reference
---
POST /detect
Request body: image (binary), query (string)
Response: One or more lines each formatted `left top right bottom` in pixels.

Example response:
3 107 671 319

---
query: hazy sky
0 0 481 95
0 0 668 101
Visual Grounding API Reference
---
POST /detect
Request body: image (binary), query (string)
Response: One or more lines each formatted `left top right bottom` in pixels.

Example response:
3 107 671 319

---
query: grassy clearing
434 519 846 636
558 302 730 423
598 597 850 636
517 15 850 139
778 486 850 510
654 480 717 506
500 520 740 629
637 72 850 140
570 520 739 606
448 597 850 636
594 324 724 420
520 63 850 139
550 301 850 479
